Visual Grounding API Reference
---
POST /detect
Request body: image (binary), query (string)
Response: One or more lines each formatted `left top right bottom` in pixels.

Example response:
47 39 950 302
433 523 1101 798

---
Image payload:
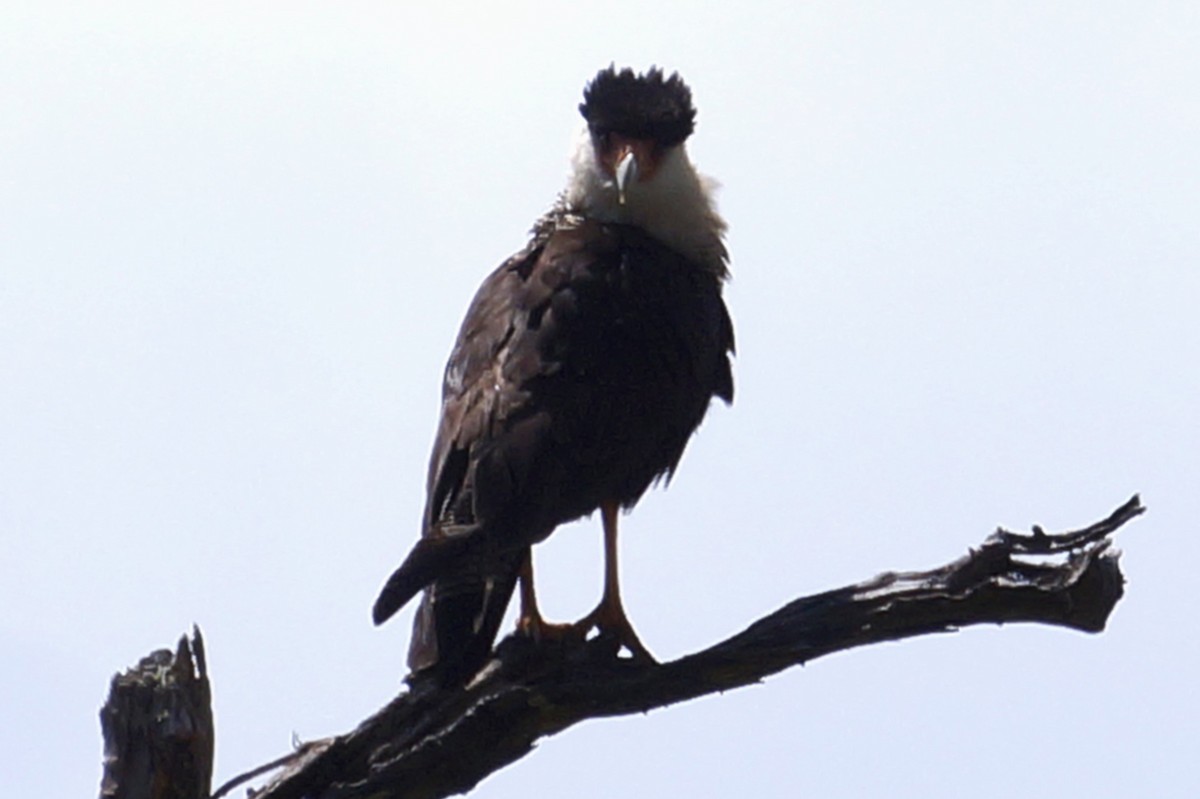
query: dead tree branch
99 626 214 799
100 496 1143 799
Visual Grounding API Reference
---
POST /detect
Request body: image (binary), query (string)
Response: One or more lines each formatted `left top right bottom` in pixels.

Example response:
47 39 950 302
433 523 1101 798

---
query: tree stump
99 627 213 799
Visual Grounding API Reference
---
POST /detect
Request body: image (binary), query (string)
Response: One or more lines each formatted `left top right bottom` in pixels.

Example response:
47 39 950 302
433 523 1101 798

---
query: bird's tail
372 535 473 625
406 549 524 686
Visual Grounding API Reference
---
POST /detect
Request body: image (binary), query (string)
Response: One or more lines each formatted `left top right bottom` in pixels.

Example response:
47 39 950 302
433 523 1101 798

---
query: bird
372 65 734 686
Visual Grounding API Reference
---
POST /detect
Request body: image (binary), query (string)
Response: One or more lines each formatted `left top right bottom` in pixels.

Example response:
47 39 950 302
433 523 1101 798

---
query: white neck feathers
560 129 728 273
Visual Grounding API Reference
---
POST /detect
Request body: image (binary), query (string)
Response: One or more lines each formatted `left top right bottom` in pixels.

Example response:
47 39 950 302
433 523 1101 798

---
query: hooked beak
601 135 656 206
619 149 638 205
615 149 639 205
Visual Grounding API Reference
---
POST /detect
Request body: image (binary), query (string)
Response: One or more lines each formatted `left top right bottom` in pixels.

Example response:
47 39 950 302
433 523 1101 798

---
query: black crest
579 65 696 146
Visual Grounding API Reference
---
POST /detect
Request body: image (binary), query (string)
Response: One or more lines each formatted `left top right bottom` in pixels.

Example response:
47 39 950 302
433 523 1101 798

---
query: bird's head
564 66 726 271
578 65 696 206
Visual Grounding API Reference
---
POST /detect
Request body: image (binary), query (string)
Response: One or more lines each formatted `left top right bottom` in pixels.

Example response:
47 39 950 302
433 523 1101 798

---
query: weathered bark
99 627 214 799
101 497 1142 799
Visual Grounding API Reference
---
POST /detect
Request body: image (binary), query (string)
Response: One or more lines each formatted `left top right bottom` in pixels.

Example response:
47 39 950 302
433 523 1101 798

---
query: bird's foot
517 612 581 646
571 601 657 663
518 600 657 663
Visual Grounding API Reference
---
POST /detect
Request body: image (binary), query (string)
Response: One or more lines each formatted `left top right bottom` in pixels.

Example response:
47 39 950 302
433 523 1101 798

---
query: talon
517 503 657 663
518 550 585 646
572 602 656 662
570 501 657 662
518 612 579 645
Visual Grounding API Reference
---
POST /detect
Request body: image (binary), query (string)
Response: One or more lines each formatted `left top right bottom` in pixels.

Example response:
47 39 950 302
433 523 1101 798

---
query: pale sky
2 3 1197 797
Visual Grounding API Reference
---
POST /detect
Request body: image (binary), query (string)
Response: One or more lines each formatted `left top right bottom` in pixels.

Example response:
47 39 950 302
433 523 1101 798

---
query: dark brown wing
373 219 733 683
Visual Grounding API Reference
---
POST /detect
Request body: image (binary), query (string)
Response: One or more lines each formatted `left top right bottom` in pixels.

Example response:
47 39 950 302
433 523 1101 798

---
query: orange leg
517 550 574 643
574 500 656 662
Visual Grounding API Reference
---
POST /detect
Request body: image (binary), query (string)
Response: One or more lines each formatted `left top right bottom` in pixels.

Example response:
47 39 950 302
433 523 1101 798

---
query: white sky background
2 2 1197 796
